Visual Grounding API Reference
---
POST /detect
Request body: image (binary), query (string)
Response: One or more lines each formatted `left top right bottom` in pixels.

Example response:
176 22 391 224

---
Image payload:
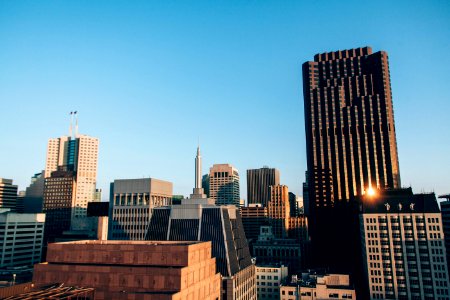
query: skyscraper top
313 46 372 62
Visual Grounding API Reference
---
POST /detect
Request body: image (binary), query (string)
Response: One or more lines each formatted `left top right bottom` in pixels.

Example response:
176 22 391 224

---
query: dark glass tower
247 167 280 207
303 46 401 211
302 47 402 289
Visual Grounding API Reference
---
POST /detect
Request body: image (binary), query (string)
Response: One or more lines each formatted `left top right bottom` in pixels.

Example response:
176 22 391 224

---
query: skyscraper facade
109 177 173 240
44 133 99 230
247 167 280 207
360 189 450 300
268 185 291 238
209 164 240 206
302 46 401 210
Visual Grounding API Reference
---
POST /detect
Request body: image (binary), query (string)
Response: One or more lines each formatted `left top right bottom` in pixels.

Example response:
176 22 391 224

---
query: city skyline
1 1 449 199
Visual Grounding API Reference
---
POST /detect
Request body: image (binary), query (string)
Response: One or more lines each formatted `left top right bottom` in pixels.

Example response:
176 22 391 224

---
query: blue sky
1 1 449 200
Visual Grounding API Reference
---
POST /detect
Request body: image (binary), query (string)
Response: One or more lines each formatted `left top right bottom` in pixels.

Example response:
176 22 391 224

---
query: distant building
109 178 173 240
253 226 302 274
268 185 291 238
0 209 45 268
240 203 268 242
209 164 240 206
360 188 450 300
16 191 26 213
202 174 210 197
23 171 45 213
256 264 288 299
440 194 450 273
0 178 18 211
247 167 280 207
43 167 76 242
32 240 221 300
171 194 184 205
146 146 256 300
44 125 99 231
280 272 356 300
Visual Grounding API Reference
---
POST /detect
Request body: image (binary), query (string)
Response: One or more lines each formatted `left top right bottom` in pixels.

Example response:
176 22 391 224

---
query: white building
44 131 99 230
360 188 450 300
256 264 288 299
0 209 45 268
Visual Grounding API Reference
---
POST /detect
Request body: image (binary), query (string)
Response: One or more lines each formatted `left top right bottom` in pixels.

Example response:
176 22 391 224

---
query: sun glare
367 187 376 197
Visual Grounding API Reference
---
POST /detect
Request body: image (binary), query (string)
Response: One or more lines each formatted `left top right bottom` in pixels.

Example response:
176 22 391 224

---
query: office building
280 272 356 300
268 185 291 238
1 284 95 300
256 264 289 299
247 167 280 207
202 174 210 197
240 203 268 242
44 120 99 231
302 46 403 280
440 194 450 273
0 178 18 211
109 177 173 240
0 208 45 268
303 46 401 209
33 240 221 300
146 147 256 300
209 163 240 206
22 171 45 213
42 167 76 242
360 188 450 300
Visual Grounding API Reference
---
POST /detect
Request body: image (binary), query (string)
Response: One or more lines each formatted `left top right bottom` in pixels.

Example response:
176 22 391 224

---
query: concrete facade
361 189 450 300
33 240 221 300
0 209 45 268
109 178 173 240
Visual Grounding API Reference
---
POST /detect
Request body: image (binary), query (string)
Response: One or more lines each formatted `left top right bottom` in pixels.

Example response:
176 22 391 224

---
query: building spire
191 143 206 198
69 111 74 137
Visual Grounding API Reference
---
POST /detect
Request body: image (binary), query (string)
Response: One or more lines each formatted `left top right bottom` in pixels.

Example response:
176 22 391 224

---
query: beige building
360 188 450 300
268 185 291 238
256 264 289 299
33 240 221 300
209 164 240 206
110 178 173 240
44 134 99 230
280 273 355 300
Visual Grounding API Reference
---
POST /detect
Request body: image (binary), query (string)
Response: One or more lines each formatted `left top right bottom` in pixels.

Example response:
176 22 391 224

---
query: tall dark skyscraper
247 167 280 206
302 47 403 289
303 46 401 211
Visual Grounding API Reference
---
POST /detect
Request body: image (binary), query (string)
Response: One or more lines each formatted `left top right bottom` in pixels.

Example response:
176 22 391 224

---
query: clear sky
1 1 449 200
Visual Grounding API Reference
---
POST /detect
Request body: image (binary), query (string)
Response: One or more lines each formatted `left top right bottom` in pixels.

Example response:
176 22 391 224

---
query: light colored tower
191 145 206 198
43 113 99 231
209 164 240 206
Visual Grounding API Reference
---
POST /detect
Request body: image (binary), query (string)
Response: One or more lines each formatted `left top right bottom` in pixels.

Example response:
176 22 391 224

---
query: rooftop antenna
69 111 74 137
74 111 78 137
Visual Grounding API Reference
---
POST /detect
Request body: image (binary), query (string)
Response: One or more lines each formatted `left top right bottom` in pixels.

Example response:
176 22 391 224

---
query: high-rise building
268 185 291 238
202 174 210 197
33 240 221 300
360 188 450 300
209 163 240 206
109 178 172 240
247 167 280 207
440 194 450 273
302 47 402 281
0 208 45 268
145 147 256 300
43 167 76 241
302 46 401 210
44 128 99 230
0 178 18 211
